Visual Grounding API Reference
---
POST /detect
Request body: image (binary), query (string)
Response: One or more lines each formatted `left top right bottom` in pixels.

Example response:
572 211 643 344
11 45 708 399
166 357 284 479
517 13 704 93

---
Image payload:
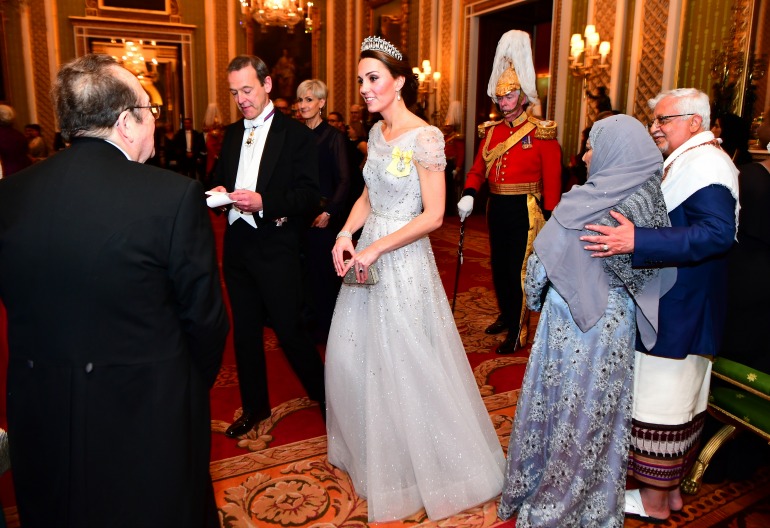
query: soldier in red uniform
457 30 562 354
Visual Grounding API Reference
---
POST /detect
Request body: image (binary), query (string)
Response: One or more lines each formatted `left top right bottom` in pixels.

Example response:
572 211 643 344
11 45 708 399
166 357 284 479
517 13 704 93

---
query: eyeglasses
647 113 695 129
127 104 162 120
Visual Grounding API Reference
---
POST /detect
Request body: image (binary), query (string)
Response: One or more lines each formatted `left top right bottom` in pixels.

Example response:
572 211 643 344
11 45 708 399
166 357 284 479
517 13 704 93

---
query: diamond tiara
361 36 403 61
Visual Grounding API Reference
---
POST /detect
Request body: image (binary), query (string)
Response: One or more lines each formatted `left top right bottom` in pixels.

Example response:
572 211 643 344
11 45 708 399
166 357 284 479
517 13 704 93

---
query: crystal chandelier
121 40 158 79
240 0 314 33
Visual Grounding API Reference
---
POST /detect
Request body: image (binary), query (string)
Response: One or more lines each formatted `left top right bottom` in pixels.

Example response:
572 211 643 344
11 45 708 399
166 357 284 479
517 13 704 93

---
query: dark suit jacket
633 185 736 359
173 128 207 175
0 138 229 527
0 125 32 176
213 109 320 227
719 162 770 370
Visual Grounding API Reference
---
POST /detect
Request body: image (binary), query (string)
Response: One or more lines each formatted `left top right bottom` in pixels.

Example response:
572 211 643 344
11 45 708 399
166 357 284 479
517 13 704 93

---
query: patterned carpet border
212 391 519 528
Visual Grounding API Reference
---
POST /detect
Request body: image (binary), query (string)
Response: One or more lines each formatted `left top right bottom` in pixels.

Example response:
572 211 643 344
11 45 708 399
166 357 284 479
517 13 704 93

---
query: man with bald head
0 54 228 527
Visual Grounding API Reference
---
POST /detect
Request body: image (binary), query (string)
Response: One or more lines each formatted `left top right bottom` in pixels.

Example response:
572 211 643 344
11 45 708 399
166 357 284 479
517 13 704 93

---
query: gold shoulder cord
482 121 536 179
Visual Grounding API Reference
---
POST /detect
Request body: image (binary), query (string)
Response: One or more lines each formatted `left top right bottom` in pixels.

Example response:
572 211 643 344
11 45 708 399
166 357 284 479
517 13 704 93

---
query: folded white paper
205 191 235 208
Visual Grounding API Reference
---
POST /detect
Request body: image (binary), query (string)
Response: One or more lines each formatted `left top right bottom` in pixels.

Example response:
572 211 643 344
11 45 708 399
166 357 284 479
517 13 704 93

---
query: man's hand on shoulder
579 211 636 257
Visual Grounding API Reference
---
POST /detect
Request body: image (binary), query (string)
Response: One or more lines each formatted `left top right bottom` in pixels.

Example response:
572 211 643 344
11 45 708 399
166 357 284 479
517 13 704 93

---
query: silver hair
296 79 327 101
648 88 710 131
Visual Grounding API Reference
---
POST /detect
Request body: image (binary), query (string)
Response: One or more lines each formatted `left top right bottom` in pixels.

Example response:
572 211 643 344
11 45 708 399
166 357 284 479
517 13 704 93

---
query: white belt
371 208 418 221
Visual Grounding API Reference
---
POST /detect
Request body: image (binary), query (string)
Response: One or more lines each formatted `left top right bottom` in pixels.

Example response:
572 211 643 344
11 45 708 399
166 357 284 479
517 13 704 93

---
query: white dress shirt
229 102 275 228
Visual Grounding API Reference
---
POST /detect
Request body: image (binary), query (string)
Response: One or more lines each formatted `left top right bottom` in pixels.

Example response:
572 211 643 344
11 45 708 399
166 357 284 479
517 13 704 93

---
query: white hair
0 104 15 126
648 88 710 131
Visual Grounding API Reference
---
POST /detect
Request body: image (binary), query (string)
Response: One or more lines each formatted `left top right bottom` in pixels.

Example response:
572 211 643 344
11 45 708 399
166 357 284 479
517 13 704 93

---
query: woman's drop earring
396 90 401 101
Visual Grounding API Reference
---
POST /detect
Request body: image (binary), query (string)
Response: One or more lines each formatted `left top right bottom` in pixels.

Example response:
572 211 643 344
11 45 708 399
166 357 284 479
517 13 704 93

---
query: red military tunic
462 111 562 348
464 113 562 209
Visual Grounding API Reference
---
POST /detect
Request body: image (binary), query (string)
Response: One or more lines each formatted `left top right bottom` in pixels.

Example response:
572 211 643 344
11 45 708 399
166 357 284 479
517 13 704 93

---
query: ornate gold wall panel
213 0 230 122
85 0 181 22
586 0 615 123
419 0 430 58
563 0 589 162
27 0 55 145
328 0 344 114
752 1 769 119
633 0 668 122
465 0 518 14
438 0 453 124
618 0 635 114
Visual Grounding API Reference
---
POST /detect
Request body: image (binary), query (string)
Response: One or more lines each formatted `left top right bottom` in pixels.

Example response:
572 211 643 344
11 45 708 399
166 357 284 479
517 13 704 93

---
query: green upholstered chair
682 357 770 494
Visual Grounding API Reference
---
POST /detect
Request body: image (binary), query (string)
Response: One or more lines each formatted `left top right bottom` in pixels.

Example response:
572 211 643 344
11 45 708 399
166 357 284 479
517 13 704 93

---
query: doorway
473 0 554 143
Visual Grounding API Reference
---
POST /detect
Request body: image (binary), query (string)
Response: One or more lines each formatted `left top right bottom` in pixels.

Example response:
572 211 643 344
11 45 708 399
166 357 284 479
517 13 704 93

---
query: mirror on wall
705 0 769 147
91 40 183 131
250 28 312 103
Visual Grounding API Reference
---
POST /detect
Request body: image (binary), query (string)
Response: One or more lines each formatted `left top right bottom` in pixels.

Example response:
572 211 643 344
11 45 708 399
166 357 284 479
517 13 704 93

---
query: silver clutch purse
343 260 379 285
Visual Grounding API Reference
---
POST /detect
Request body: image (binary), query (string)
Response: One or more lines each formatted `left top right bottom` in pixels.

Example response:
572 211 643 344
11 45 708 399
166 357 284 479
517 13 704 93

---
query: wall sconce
569 25 610 79
413 60 441 124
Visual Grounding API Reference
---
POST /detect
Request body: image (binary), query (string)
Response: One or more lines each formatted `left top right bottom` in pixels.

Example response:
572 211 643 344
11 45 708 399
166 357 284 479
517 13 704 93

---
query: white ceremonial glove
457 195 474 221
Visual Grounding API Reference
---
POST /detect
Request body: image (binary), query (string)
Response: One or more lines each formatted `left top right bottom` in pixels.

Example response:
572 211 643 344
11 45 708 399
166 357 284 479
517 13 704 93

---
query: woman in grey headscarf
498 114 675 527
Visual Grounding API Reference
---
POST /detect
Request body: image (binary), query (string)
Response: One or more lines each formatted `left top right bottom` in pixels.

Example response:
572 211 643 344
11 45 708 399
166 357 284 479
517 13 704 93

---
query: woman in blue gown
498 115 675 527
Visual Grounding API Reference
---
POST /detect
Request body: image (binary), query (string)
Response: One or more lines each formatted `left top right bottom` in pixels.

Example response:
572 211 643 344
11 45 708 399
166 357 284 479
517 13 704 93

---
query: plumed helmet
487 30 540 113
495 66 521 97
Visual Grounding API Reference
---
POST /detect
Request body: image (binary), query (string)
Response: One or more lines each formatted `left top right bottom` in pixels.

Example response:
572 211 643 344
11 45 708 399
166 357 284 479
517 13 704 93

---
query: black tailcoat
0 138 229 527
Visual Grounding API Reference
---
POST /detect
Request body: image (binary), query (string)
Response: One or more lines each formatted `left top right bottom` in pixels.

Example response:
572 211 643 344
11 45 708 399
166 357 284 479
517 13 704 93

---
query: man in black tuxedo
0 54 228 527
210 55 325 438
173 116 207 180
